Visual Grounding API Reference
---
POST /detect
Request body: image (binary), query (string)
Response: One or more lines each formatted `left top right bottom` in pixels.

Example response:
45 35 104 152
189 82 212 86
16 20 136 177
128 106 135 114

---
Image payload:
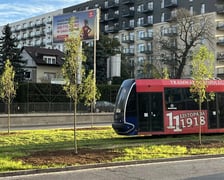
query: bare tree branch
157 8 214 78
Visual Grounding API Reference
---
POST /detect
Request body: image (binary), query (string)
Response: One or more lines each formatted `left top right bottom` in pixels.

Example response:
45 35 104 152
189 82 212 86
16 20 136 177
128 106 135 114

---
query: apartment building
0 10 63 50
64 0 224 78
1 0 224 78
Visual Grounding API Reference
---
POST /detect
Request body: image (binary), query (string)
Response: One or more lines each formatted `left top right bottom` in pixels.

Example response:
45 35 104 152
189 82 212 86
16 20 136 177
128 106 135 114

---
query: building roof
22 46 64 66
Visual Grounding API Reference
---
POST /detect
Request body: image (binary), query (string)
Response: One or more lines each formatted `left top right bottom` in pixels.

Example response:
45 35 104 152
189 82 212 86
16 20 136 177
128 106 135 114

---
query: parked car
94 101 115 112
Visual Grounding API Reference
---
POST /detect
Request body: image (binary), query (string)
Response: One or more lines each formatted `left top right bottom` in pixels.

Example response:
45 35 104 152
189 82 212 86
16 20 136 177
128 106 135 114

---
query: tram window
165 88 198 110
126 87 136 116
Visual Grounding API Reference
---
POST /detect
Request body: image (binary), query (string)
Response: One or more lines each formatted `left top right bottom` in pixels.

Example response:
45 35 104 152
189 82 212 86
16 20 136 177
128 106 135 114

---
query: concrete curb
1 154 224 177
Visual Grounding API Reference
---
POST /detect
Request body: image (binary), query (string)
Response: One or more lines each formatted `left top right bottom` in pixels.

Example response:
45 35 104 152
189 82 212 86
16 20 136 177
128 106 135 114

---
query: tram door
138 93 163 132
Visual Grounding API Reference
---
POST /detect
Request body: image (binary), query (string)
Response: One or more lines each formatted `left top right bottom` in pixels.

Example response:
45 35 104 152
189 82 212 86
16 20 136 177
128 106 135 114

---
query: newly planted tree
190 46 215 144
0 59 17 134
62 17 86 154
81 70 101 127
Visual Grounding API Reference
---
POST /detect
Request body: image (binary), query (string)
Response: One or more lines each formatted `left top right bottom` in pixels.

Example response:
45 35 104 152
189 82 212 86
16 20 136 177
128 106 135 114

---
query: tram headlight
115 108 121 113
114 108 124 123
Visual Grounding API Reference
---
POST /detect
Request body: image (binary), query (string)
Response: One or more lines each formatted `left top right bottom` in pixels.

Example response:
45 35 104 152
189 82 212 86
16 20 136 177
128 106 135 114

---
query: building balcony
140 47 153 54
165 13 177 22
35 31 45 37
141 7 153 14
106 14 119 21
217 22 224 30
27 34 33 39
122 24 134 30
46 40 52 45
105 26 119 33
108 1 119 8
122 0 134 5
30 23 36 28
123 48 135 56
122 35 134 43
47 19 52 24
164 31 177 37
14 28 21 32
21 26 28 31
141 20 153 27
217 52 224 60
122 10 135 17
165 0 178 8
216 5 224 14
35 22 45 28
140 33 153 41
217 37 224 45
100 4 109 11
46 30 52 34
27 25 33 30
216 67 224 76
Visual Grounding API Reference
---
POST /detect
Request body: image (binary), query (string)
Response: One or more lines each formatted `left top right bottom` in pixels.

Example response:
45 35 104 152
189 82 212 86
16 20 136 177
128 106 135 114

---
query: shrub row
13 83 120 103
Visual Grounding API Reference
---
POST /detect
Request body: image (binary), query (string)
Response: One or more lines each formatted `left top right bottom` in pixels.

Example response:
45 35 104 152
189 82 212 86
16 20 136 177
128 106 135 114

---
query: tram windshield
114 79 135 113
115 87 129 113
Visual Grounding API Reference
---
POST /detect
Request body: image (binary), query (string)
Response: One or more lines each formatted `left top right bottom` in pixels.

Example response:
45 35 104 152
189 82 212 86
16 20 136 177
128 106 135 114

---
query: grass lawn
0 127 224 172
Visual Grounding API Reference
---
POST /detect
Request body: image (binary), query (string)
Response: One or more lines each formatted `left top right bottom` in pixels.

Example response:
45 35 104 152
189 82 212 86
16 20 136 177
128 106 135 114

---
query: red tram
112 79 224 135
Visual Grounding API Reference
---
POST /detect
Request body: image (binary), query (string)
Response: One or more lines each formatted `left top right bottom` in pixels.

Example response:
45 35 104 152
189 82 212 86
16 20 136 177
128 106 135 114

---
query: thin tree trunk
74 100 78 154
91 103 94 128
8 102 10 134
199 99 202 145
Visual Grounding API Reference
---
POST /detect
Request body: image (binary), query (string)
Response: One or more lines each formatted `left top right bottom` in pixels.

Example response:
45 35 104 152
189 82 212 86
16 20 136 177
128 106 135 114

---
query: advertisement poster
165 110 208 134
53 9 99 43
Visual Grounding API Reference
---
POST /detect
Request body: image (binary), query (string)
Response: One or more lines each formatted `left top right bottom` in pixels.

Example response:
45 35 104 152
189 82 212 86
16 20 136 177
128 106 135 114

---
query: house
21 46 65 83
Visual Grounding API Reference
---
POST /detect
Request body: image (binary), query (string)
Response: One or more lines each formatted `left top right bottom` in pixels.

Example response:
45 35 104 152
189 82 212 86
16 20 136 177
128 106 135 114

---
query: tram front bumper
112 122 136 135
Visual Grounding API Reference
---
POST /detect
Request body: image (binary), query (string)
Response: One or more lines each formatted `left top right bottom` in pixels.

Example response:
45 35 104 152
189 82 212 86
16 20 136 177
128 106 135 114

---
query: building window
161 13 165 22
138 30 145 39
190 6 193 15
147 15 153 24
161 0 164 8
171 9 177 18
104 25 109 31
43 56 56 64
138 43 145 53
24 71 31 79
148 2 153 10
147 29 153 36
44 72 56 81
130 6 134 11
147 42 153 51
104 13 108 20
137 17 144 26
137 4 144 12
129 19 135 28
130 32 135 40
105 1 108 8
201 3 205 14
137 56 144 65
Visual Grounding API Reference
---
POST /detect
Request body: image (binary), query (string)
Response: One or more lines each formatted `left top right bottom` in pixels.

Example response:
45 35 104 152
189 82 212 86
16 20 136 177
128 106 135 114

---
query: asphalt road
1 156 224 180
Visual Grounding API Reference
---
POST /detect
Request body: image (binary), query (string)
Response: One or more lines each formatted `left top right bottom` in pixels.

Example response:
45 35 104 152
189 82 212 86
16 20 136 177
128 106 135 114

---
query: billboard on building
53 9 99 43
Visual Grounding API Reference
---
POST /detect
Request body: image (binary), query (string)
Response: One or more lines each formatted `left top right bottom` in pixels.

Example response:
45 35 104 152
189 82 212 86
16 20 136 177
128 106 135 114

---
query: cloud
0 0 87 26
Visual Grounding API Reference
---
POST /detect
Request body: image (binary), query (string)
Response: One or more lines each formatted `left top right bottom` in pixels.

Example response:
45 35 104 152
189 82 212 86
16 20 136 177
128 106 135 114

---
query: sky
0 0 87 26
